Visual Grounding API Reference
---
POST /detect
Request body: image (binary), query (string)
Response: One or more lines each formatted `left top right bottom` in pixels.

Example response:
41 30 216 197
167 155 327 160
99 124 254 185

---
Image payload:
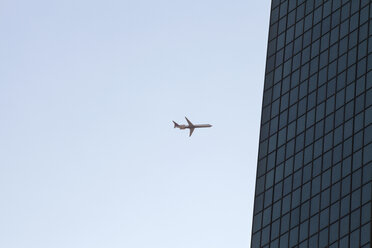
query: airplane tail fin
173 121 179 128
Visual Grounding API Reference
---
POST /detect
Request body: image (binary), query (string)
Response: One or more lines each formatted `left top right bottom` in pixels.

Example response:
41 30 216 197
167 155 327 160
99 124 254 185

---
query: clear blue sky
0 1 270 247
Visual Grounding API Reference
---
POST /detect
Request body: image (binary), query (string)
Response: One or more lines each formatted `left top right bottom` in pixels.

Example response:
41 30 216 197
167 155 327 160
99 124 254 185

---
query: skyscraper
251 0 371 247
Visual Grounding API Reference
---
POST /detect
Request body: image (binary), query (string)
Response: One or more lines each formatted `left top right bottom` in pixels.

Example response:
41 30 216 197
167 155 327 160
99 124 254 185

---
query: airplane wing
189 127 195 137
185 117 194 127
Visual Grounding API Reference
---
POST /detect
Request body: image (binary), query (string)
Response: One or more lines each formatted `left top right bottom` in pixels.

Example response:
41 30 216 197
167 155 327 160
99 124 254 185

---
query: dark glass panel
361 203 371 225
319 227 329 247
351 188 361 211
281 213 290 234
261 225 271 246
361 223 371 246
330 201 339 223
289 226 299 247
271 218 280 240
309 214 319 235
299 220 308 242
272 200 281 221
329 221 339 243
339 214 349 237
264 187 273 207
300 200 310 221
274 181 283 202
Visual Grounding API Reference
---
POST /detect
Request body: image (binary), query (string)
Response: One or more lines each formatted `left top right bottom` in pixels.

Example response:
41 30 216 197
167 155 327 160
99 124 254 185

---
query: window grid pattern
252 0 371 247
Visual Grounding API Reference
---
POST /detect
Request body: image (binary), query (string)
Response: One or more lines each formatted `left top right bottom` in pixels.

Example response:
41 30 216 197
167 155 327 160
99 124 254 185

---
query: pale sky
0 1 270 247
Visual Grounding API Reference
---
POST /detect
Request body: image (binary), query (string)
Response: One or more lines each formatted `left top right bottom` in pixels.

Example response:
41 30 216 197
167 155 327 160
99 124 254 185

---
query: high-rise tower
251 0 371 247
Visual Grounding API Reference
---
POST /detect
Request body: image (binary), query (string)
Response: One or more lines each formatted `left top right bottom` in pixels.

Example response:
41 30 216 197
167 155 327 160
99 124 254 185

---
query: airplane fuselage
177 124 212 130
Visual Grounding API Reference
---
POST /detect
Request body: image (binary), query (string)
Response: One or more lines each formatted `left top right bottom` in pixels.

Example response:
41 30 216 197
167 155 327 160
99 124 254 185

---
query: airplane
173 117 212 137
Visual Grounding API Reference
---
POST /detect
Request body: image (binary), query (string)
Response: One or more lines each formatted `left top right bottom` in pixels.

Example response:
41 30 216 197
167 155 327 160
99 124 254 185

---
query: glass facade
251 0 371 247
